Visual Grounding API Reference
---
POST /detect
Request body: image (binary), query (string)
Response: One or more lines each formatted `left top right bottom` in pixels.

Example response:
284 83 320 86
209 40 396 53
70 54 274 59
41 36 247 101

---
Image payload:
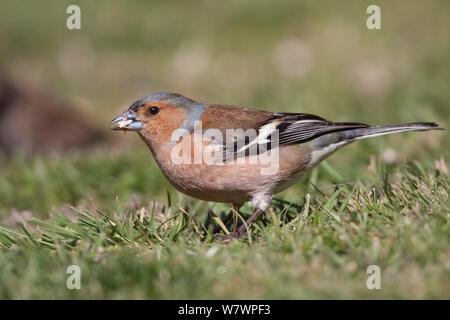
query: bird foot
213 231 247 241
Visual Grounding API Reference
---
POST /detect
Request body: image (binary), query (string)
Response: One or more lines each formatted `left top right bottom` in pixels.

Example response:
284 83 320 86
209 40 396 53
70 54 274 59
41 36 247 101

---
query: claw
213 231 246 240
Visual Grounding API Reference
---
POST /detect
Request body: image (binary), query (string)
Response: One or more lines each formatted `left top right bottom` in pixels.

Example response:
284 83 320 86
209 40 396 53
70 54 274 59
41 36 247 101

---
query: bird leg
212 210 234 234
237 208 264 235
212 204 240 234
213 208 265 240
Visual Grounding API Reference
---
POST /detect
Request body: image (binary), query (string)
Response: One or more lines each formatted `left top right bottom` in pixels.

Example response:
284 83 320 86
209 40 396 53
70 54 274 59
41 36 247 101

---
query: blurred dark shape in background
0 77 105 154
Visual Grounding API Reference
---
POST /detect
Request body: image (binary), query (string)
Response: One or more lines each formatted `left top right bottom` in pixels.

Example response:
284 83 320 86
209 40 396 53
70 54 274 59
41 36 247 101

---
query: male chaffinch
110 92 442 239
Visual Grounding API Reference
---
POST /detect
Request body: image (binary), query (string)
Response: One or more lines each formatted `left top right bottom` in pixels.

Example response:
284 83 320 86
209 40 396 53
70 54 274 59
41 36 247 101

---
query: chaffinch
110 92 442 239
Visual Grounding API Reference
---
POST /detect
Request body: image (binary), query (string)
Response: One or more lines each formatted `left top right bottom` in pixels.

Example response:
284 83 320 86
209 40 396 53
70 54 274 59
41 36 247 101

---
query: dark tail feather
348 122 444 141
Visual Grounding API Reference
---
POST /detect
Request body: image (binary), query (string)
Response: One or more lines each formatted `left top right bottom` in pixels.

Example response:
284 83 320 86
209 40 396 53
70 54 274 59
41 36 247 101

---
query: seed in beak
117 119 133 129
110 111 143 131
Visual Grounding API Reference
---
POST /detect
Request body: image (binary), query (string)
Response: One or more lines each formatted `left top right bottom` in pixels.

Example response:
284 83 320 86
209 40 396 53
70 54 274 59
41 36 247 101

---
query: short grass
0 150 448 299
0 0 449 299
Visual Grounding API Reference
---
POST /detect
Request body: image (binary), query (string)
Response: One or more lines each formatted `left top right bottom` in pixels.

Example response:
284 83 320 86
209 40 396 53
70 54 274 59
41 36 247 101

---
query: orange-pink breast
147 131 311 204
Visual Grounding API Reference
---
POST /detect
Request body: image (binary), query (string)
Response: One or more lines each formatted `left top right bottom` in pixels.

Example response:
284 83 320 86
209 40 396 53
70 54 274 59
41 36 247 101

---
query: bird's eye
148 106 160 115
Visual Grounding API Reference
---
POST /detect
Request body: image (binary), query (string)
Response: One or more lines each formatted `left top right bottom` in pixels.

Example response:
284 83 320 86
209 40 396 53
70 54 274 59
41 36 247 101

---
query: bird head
110 92 205 146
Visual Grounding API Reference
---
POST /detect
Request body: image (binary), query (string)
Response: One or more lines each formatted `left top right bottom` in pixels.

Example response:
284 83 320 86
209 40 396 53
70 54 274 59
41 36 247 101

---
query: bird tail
347 122 444 141
303 122 443 170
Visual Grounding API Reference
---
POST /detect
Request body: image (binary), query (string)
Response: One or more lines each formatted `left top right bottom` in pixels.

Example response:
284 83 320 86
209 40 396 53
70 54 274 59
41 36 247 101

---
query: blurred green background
0 0 448 300
0 0 448 216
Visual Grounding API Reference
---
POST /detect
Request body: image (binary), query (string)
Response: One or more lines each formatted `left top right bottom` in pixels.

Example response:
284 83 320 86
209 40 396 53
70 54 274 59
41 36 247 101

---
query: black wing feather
224 112 369 161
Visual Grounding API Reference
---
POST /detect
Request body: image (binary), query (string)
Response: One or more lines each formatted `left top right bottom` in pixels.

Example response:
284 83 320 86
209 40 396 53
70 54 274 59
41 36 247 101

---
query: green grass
0 0 449 299
0 155 448 299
